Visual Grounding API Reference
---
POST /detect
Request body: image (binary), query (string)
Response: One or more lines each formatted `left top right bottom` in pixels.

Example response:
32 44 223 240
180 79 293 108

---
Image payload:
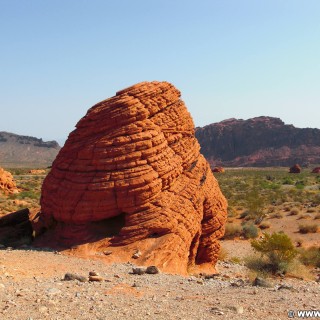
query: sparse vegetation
242 222 259 239
298 224 319 234
0 169 45 215
298 246 320 267
249 232 297 274
223 223 242 239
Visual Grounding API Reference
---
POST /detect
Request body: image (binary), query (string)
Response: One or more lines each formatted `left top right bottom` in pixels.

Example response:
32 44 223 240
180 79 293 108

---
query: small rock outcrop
289 164 301 173
312 167 320 174
0 167 18 194
35 81 227 274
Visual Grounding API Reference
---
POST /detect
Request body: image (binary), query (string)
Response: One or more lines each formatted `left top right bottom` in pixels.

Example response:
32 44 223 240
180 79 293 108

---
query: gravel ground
0 247 319 320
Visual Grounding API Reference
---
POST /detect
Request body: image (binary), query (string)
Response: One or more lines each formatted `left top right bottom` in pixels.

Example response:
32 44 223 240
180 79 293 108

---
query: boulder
289 164 301 173
0 167 18 194
35 81 227 274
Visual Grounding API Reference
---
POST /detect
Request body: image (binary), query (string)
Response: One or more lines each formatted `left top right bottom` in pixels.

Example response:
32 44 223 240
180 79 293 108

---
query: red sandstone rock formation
195 117 320 167
312 167 320 174
289 164 301 173
212 167 225 173
0 167 18 194
35 81 227 274
29 169 46 175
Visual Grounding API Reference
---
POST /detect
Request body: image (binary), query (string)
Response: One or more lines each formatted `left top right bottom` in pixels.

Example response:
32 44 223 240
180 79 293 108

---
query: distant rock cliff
195 117 320 167
0 132 60 167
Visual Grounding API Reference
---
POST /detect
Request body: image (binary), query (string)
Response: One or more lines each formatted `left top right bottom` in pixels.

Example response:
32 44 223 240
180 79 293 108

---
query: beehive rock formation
0 167 18 194
36 81 227 274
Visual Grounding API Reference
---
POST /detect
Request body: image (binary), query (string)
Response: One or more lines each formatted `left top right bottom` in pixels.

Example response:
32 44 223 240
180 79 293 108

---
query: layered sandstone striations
36 81 227 274
0 167 18 194
195 117 320 167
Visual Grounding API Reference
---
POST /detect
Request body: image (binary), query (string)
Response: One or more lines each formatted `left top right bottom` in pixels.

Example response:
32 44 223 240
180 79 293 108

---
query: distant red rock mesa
312 167 320 174
289 164 301 173
195 116 320 167
0 167 18 194
35 81 227 274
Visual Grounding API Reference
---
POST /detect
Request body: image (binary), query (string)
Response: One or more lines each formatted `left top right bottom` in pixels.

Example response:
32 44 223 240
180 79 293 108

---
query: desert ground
0 167 319 319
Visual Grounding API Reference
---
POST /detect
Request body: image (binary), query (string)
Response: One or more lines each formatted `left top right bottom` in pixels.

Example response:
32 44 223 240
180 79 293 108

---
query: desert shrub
306 208 316 213
282 177 294 185
258 221 271 229
250 232 297 274
229 256 242 264
288 208 300 216
298 224 318 234
269 212 283 219
297 213 312 220
298 246 320 267
223 223 242 239
218 247 228 261
239 211 249 219
245 189 265 219
295 181 305 190
242 223 259 239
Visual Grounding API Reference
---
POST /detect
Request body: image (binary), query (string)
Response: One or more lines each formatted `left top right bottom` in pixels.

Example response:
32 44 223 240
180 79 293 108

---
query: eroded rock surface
0 167 18 194
36 81 227 274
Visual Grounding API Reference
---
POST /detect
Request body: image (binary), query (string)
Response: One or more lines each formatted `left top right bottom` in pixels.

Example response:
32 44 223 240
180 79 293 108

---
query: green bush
242 222 259 239
251 232 297 274
299 246 320 267
223 223 242 239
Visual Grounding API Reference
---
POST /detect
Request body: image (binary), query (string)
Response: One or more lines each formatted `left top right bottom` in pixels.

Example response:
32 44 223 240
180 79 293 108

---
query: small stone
277 283 294 291
63 273 87 282
146 266 160 274
46 288 61 296
39 306 48 313
89 271 99 276
231 279 245 287
253 277 272 288
132 250 141 259
228 305 244 314
89 275 104 282
211 307 224 315
132 267 146 275
103 251 112 255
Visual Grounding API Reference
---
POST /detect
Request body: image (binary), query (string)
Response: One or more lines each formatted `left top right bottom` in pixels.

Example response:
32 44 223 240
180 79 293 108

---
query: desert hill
195 116 320 167
0 131 60 168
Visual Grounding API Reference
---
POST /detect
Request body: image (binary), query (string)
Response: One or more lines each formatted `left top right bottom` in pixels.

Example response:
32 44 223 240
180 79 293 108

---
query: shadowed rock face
37 81 227 274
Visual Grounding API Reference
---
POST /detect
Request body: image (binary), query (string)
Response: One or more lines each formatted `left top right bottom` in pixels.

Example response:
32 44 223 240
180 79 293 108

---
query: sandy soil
1 244 319 320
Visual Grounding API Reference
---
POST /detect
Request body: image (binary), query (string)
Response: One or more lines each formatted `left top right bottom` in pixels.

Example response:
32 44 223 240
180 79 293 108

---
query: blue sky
1 0 319 144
